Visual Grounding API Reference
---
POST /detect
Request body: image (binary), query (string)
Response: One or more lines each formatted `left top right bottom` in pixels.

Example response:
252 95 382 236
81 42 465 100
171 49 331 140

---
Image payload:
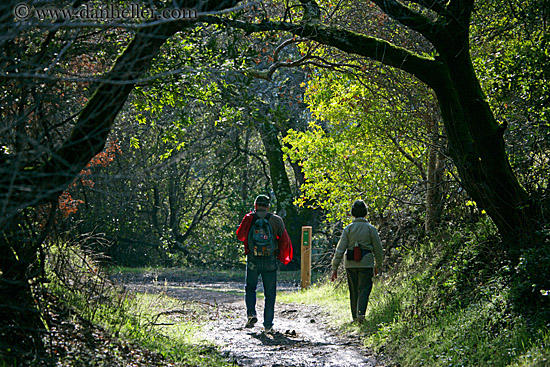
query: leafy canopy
284 70 428 224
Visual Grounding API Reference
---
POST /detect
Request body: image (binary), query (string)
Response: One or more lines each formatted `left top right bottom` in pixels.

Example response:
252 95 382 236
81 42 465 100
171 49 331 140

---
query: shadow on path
113 271 386 367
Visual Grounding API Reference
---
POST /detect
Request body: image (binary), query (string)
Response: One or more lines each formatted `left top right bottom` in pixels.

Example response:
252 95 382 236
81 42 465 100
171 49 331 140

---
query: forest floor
113 270 388 367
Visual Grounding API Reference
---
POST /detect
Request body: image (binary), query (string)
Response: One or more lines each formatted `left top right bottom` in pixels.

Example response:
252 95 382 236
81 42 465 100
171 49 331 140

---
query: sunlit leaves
129 136 140 149
471 0 550 193
283 66 434 224
284 120 421 223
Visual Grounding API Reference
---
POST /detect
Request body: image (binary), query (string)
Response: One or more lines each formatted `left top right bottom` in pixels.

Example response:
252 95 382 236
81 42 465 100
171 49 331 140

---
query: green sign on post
301 226 312 289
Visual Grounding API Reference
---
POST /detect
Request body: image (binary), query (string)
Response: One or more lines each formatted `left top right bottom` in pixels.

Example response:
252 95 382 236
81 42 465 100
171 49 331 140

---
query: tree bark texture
425 119 445 233
259 123 302 263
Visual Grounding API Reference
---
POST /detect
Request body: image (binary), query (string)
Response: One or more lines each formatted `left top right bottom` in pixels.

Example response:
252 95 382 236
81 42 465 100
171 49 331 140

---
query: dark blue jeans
245 255 278 329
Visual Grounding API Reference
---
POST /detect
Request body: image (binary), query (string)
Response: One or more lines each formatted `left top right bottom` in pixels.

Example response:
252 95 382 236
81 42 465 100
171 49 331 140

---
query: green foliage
373 227 550 366
472 0 550 194
374 298 549 367
512 241 550 311
182 220 245 268
284 121 406 222
69 95 248 267
282 223 550 366
61 18 317 269
283 71 433 223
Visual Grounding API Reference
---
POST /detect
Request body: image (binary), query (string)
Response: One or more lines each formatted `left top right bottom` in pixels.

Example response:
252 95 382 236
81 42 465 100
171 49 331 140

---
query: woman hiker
331 199 384 324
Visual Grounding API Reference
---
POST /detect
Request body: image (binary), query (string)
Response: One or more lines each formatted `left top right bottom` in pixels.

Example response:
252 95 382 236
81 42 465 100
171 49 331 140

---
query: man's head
254 195 270 210
351 199 368 218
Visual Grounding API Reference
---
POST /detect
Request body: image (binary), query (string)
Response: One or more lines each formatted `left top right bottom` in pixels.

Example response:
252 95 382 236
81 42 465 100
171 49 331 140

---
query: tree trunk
0 210 49 357
259 124 300 234
425 119 445 232
432 35 537 246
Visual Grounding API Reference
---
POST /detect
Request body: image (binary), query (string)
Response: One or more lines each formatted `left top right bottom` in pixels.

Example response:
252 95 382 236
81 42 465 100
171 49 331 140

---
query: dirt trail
113 271 387 367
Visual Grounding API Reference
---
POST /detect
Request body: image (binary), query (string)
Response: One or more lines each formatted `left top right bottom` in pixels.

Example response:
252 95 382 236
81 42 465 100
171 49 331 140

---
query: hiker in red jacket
236 195 293 334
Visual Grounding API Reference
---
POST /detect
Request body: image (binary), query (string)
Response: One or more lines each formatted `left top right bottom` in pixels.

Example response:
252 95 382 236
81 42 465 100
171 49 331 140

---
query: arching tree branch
371 0 441 42
206 17 445 87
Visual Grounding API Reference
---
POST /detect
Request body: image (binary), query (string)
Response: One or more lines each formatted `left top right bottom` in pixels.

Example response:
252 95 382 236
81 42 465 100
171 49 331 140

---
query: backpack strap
249 211 260 227
251 211 271 223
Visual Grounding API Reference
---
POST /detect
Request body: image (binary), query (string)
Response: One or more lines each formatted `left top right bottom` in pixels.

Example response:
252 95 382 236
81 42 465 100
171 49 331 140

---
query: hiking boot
356 315 365 325
245 315 258 328
263 326 274 335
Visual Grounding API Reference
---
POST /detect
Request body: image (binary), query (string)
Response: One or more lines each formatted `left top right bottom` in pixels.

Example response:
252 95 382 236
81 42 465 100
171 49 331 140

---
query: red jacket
236 211 293 265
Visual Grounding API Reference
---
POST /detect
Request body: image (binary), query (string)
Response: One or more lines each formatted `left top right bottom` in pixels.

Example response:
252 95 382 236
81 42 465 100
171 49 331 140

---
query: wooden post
301 226 312 289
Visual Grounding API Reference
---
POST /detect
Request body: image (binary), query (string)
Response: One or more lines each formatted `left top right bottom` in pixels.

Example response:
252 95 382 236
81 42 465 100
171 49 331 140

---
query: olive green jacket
331 218 384 270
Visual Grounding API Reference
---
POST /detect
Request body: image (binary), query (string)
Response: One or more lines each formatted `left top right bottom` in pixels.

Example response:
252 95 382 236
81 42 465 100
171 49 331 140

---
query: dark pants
346 267 374 320
245 256 278 329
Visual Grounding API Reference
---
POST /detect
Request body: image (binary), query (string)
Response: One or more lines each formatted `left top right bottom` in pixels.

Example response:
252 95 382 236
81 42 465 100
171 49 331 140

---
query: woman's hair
351 199 368 217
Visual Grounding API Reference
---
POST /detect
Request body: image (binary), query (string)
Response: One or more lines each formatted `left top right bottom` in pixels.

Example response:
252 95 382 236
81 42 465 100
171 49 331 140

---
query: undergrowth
40 242 236 367
281 220 550 367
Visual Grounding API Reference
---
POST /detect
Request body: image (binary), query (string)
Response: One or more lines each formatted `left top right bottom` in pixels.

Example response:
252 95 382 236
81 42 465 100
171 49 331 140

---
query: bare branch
386 132 427 180
371 0 442 44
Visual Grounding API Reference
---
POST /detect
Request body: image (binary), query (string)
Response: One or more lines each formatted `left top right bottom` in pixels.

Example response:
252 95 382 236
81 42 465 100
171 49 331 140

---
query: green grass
280 273 549 366
278 231 550 367
117 292 234 366
380 301 550 367
49 281 237 366
46 252 238 366
278 277 350 323
278 273 404 334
